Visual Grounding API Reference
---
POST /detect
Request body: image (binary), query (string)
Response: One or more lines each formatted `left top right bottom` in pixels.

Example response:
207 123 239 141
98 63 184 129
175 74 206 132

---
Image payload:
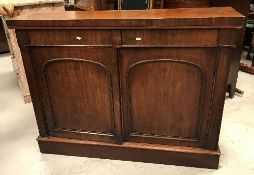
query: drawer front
27 30 113 45
121 29 219 47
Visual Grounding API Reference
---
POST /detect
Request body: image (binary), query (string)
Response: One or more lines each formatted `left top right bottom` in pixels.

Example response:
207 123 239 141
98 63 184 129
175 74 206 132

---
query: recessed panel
43 59 114 134
127 60 203 139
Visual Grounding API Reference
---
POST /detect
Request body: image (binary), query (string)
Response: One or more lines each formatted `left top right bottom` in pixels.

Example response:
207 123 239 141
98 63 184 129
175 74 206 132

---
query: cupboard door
29 47 122 144
120 48 218 147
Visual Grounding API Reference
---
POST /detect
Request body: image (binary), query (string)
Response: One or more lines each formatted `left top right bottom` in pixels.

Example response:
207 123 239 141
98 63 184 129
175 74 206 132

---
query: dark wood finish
161 0 249 16
8 8 244 169
121 30 219 46
210 0 250 17
205 48 231 149
210 0 250 98
7 8 244 29
153 0 165 9
0 17 9 53
27 30 113 45
38 136 220 169
240 63 254 74
164 0 209 8
120 48 217 147
155 0 249 98
93 0 108 10
28 47 122 144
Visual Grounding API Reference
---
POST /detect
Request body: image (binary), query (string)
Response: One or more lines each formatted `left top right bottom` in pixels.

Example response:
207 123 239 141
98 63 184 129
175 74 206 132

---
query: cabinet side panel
15 30 48 136
205 48 231 150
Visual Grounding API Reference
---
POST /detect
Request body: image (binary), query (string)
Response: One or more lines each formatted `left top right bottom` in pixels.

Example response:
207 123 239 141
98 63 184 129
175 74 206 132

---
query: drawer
27 30 112 45
121 30 219 47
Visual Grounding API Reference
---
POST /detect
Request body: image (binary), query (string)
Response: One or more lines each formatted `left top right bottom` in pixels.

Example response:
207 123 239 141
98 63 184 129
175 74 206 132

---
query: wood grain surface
11 8 244 168
7 7 244 28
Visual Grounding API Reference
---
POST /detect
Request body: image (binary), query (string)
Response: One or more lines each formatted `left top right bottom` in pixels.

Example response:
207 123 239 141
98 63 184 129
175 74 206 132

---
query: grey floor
0 53 254 175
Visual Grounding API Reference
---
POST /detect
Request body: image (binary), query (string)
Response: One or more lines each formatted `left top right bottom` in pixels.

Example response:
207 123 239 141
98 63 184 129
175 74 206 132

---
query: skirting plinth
38 136 220 169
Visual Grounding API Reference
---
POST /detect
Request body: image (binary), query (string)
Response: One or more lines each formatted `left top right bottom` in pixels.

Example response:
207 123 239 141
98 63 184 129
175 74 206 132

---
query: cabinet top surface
7 7 244 28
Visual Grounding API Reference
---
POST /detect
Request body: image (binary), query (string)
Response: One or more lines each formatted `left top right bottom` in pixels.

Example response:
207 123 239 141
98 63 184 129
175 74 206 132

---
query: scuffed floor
0 53 254 175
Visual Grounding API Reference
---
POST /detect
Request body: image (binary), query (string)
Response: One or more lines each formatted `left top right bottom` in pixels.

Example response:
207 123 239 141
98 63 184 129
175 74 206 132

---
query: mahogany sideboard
7 8 244 169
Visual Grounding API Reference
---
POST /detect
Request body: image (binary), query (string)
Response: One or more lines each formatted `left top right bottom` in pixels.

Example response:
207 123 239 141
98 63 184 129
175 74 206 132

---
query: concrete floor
0 53 254 175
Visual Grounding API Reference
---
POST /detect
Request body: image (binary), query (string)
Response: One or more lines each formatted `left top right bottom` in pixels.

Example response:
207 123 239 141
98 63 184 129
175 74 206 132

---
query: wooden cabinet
7 8 244 169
